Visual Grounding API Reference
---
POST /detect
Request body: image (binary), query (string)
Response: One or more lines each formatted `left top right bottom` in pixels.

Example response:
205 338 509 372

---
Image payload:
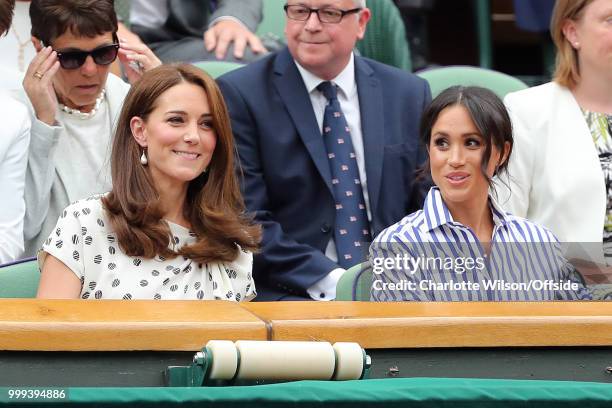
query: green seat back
114 0 131 27
357 0 411 71
336 261 372 301
417 66 528 98
0 258 40 298
256 0 286 39
193 61 244 78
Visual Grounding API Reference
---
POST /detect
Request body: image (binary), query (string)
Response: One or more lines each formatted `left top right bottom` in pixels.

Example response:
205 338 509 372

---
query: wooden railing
0 300 611 351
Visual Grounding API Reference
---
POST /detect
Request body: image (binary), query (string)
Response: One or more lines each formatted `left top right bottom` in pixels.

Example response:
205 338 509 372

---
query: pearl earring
140 150 148 166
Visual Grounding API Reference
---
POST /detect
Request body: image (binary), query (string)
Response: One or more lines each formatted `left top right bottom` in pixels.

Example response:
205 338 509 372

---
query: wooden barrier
0 300 267 351
0 300 611 351
243 301 612 348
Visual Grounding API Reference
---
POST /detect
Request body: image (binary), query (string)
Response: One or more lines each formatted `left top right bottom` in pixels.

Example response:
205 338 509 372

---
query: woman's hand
118 39 162 84
23 46 60 126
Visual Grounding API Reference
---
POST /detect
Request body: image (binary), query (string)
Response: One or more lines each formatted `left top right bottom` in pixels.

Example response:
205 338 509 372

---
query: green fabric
256 0 286 39
114 0 131 26
0 259 39 298
356 0 411 71
193 61 245 78
417 66 528 99
336 261 372 301
4 378 611 407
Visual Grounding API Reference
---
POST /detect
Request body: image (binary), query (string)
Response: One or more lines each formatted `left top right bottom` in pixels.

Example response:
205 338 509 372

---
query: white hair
353 0 366 7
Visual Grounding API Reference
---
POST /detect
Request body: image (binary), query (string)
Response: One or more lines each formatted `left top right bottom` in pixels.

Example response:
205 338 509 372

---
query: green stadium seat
357 0 412 71
193 61 244 78
336 261 372 301
416 65 528 98
257 0 286 40
0 258 40 298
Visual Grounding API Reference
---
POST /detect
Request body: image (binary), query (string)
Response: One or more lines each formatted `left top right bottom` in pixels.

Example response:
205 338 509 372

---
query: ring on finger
33 71 43 79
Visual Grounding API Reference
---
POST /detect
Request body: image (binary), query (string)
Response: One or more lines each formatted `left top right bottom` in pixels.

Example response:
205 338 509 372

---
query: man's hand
23 46 60 126
203 19 267 60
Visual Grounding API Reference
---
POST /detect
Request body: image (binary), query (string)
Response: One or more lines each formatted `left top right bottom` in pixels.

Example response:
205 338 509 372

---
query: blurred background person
16 0 160 258
0 0 33 89
0 0 30 263
499 0 612 297
118 0 267 63
37 64 261 300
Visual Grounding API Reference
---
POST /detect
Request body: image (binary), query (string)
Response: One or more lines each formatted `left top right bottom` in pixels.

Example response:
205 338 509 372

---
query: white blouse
39 195 256 301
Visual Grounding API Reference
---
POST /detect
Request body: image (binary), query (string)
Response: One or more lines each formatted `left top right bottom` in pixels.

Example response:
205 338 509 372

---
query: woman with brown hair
36 64 261 300
500 0 612 271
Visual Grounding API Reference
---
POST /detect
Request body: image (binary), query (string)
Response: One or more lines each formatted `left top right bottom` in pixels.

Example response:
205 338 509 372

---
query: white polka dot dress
39 195 256 301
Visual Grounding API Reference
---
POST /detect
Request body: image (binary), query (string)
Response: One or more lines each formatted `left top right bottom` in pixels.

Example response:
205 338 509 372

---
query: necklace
59 89 107 120
10 24 31 72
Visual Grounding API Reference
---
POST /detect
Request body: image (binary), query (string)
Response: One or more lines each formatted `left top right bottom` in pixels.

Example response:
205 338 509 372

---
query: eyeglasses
54 42 120 69
284 4 362 24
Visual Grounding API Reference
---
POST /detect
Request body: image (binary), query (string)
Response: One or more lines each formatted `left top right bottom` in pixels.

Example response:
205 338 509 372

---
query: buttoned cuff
307 268 346 301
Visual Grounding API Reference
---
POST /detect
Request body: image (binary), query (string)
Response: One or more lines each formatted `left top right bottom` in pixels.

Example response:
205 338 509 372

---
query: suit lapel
355 57 384 216
272 49 333 193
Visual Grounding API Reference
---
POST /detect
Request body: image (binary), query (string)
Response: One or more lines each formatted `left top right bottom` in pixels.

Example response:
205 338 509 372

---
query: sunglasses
54 42 120 70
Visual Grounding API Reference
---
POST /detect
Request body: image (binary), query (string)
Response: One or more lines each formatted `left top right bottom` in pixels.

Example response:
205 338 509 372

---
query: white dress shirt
295 54 372 300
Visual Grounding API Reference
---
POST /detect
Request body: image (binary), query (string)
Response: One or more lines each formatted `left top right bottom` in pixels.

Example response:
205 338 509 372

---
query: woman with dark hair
17 0 160 258
370 86 591 302
37 64 261 300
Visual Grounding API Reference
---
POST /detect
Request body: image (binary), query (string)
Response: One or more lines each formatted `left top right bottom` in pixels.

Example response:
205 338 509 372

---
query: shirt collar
423 186 511 232
294 52 356 99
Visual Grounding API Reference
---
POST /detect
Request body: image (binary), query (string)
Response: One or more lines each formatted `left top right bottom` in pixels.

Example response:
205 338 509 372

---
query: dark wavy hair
419 85 513 188
30 0 117 44
0 0 15 36
102 64 261 263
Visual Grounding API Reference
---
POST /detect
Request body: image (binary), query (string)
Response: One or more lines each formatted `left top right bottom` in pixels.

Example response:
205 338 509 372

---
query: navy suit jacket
218 48 431 300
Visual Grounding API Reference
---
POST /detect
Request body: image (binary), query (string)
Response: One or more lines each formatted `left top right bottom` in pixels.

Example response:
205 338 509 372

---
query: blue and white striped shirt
370 187 591 301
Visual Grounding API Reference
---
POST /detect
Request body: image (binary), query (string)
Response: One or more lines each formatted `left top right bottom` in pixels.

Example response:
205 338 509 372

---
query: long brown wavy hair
102 64 260 263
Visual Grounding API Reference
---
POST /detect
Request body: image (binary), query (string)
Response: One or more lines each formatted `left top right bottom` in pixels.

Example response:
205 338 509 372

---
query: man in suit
118 0 266 63
218 0 431 300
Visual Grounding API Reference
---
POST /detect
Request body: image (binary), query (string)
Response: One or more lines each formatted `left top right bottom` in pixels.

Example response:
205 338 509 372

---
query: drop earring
140 150 148 166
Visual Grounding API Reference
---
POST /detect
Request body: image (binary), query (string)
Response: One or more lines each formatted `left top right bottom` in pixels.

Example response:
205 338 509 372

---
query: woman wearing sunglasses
16 0 160 257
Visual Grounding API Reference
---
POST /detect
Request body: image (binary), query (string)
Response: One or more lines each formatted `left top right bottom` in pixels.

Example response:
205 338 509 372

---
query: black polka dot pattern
42 197 255 301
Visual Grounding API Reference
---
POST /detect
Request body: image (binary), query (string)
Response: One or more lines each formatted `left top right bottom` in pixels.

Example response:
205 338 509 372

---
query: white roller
206 340 238 380
332 342 365 380
234 340 336 380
